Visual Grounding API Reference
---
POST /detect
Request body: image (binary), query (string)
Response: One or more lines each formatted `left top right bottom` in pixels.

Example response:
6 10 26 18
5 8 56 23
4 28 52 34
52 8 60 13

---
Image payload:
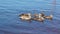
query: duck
44 14 53 20
33 13 45 22
19 13 32 21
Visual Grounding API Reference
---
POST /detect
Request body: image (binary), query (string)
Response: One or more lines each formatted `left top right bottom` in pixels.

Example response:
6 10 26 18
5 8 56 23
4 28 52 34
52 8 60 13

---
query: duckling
19 13 32 21
38 14 45 22
44 14 53 20
33 14 45 22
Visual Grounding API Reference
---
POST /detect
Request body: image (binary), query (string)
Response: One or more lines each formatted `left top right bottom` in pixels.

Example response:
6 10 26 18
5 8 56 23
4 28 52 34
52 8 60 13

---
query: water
0 0 60 34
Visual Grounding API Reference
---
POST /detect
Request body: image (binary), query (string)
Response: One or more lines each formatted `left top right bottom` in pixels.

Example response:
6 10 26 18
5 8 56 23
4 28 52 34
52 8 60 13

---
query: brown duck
19 13 32 21
44 14 53 20
33 13 45 22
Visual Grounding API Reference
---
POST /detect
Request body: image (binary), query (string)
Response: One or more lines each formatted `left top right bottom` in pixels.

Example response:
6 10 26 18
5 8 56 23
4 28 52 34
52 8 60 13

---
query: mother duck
19 13 32 21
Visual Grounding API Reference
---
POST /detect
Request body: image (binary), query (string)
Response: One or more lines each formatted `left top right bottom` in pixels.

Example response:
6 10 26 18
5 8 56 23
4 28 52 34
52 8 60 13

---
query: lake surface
0 0 60 34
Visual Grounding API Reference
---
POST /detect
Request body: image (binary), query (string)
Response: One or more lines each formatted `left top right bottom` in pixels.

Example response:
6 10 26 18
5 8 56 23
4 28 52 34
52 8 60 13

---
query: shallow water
0 0 60 34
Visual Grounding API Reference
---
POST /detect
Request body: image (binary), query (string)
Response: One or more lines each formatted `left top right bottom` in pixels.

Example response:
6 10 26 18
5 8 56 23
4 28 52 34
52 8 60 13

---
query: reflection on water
0 0 60 34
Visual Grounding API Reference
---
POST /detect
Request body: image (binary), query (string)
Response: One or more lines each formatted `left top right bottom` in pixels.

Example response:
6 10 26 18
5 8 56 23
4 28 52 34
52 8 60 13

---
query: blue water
0 0 60 34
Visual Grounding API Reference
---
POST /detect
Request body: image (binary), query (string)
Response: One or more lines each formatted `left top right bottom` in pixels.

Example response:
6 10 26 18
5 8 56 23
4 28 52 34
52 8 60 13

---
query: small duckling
33 14 45 22
44 14 53 20
38 14 45 22
19 13 32 21
33 17 44 22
